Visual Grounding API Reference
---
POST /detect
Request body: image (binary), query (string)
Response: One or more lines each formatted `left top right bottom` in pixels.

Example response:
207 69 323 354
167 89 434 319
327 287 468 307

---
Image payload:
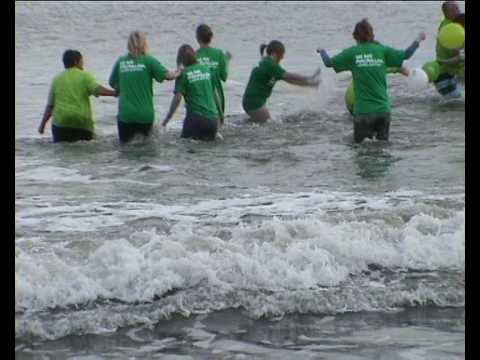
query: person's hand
170 68 182 79
316 48 324 54
416 31 426 42
399 67 410 77
225 51 232 61
161 120 168 128
38 125 45 134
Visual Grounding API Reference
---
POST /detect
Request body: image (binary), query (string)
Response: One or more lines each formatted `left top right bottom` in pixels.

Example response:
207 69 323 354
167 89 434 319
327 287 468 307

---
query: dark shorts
52 124 93 143
117 120 153 143
434 73 459 96
353 113 391 143
242 98 265 114
181 112 218 141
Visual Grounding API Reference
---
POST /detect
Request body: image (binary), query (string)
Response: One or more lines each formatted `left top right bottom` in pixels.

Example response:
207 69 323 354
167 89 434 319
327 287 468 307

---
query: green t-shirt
436 18 463 76
174 63 219 119
109 54 168 124
331 42 406 115
242 57 286 112
196 47 228 115
47 68 100 132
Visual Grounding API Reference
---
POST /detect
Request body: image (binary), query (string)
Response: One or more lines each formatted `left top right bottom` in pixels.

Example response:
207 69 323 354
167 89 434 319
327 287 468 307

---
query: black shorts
353 113 391 143
117 120 153 143
181 112 218 141
52 124 93 143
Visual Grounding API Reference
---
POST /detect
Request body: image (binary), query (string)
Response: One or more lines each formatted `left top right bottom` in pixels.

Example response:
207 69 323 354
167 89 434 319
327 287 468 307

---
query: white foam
15 203 464 313
17 166 92 183
16 189 464 234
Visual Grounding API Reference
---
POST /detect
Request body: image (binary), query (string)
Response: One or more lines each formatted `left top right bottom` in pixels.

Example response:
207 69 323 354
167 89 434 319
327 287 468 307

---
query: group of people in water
38 1 465 145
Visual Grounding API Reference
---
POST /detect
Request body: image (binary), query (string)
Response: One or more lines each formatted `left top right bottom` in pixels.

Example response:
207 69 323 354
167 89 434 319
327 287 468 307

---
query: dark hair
176 44 197 67
196 24 213 44
455 13 465 28
353 18 374 43
442 1 459 18
259 40 285 57
63 49 82 68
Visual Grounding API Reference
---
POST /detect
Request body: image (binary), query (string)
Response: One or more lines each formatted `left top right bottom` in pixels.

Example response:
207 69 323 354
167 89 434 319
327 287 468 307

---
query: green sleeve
85 71 101 95
174 75 186 95
47 82 55 106
149 56 168 83
273 62 286 80
331 48 354 73
109 59 120 89
219 51 228 82
383 46 406 68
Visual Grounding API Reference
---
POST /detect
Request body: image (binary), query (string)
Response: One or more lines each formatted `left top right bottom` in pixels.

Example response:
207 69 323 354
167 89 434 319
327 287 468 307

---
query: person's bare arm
95 85 117 97
38 104 54 134
165 69 182 81
438 53 462 65
283 68 320 87
162 92 183 126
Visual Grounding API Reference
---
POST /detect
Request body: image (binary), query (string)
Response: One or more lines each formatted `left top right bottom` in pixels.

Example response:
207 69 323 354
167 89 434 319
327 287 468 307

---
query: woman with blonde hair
109 31 180 143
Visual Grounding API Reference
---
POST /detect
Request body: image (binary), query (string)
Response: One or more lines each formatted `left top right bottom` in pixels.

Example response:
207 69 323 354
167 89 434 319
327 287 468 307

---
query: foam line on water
16 205 464 313
16 189 464 233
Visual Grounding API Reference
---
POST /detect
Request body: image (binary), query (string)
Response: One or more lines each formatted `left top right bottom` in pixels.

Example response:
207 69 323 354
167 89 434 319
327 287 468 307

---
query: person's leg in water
353 115 375 143
51 124 93 143
117 119 153 143
374 113 391 141
246 106 271 123
181 113 218 141
434 73 462 98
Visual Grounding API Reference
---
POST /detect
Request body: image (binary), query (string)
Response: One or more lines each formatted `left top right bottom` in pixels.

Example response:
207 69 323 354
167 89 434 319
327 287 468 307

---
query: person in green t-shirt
109 31 181 143
434 1 463 97
162 44 221 141
318 19 425 143
242 40 320 123
195 24 231 125
38 49 117 143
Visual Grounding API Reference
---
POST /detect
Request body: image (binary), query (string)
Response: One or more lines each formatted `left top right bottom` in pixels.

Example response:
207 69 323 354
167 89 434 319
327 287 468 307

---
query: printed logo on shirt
268 77 277 87
198 57 219 69
355 54 384 67
120 60 146 73
187 69 211 83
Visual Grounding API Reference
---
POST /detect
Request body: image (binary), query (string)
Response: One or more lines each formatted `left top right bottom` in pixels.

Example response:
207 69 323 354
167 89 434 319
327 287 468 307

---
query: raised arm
162 92 183 127
404 31 427 60
317 49 333 67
